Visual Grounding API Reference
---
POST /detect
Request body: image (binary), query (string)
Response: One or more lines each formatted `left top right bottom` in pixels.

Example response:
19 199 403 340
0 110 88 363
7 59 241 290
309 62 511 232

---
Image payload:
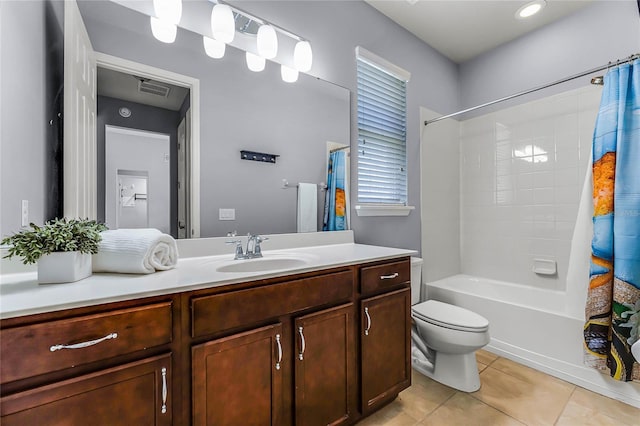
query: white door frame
94 52 201 237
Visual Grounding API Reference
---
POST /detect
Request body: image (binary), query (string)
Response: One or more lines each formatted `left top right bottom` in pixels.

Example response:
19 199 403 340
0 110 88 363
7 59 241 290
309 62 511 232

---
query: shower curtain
323 151 347 231
584 58 640 381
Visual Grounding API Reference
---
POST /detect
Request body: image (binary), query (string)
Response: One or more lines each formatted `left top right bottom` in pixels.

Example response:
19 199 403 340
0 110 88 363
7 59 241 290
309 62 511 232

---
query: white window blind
356 47 409 205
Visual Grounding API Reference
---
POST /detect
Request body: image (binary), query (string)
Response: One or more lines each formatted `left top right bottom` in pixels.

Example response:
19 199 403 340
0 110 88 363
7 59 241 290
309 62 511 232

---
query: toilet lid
412 300 489 332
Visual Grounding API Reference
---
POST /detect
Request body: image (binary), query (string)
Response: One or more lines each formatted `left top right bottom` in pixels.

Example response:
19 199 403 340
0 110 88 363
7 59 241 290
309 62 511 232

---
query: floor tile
489 357 576 391
471 366 573 425
476 349 499 366
555 387 640 426
477 361 488 372
394 380 453 422
357 400 419 426
420 393 524 426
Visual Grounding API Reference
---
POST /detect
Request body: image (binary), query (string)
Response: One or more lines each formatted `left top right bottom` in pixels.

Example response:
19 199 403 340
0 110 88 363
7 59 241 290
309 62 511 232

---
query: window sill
355 205 415 217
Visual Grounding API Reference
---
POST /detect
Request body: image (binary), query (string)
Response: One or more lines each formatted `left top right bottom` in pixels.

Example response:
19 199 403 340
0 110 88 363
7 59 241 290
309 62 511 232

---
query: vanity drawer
0 301 172 383
191 270 353 338
360 259 410 295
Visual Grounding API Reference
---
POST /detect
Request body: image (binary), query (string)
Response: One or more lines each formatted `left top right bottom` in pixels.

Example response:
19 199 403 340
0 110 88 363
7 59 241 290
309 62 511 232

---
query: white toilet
410 257 490 392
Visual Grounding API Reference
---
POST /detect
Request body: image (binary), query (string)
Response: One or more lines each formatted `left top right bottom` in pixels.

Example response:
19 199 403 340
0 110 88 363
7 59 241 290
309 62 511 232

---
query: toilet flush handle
364 307 371 336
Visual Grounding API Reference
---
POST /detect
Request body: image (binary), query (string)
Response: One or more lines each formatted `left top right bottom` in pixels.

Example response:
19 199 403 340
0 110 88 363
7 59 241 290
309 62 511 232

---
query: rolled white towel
93 229 179 274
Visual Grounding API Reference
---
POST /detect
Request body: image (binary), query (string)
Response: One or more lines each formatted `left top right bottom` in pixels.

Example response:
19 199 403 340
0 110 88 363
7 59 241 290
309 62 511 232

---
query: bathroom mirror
75 0 350 238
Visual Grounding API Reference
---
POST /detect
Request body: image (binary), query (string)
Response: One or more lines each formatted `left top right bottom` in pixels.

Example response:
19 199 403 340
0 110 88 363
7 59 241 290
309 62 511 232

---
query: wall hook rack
240 150 279 164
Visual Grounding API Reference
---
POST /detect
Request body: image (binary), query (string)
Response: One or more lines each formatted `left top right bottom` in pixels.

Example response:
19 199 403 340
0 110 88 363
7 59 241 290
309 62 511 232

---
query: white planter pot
37 252 92 284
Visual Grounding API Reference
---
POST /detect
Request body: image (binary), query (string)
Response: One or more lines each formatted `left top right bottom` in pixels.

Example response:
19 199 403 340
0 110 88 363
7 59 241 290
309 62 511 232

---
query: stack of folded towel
93 228 178 274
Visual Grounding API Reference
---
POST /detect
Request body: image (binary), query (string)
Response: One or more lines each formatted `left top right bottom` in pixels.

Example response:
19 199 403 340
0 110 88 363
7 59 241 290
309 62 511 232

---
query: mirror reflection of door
97 67 190 237
105 126 170 233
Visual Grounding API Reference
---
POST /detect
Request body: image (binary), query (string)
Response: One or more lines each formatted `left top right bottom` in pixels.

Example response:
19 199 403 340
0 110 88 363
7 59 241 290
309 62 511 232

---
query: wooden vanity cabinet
192 323 284 426
294 303 356 426
1 256 412 425
359 260 412 415
0 297 176 425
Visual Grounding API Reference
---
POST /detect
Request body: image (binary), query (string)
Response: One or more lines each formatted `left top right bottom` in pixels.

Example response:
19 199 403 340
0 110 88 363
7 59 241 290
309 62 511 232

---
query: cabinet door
361 287 411 413
192 323 283 426
0 353 171 426
294 303 355 426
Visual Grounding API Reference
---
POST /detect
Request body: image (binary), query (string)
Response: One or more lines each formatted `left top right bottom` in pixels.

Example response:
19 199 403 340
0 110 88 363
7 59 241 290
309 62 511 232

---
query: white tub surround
426 274 640 409
0 231 415 319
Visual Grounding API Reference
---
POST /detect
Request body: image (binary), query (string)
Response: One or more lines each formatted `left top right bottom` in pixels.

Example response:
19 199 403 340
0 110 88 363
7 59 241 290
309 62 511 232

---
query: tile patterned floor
358 350 640 426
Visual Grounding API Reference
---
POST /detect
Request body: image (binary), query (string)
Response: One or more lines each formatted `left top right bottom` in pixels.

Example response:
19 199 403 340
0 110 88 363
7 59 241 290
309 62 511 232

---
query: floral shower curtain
584 58 640 381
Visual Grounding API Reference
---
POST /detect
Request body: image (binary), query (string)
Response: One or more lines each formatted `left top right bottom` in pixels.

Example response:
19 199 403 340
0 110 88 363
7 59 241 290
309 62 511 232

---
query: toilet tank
410 257 423 305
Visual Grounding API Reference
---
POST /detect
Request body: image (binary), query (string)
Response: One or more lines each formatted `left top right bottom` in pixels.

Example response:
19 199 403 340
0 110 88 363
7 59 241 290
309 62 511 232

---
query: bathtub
425 274 640 408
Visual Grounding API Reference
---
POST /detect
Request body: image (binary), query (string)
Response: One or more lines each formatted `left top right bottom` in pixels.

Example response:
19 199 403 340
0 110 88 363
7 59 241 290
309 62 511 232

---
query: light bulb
246 52 266 72
153 0 182 25
281 65 298 83
516 0 546 19
211 4 235 44
203 36 225 59
293 40 312 72
257 24 278 59
150 17 177 44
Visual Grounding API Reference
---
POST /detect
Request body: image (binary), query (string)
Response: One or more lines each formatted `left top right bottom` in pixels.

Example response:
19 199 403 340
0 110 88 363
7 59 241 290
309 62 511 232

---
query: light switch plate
219 208 235 221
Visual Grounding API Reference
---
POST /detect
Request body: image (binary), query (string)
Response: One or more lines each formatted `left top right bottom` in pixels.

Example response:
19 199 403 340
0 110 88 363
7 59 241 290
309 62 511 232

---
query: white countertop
0 243 415 319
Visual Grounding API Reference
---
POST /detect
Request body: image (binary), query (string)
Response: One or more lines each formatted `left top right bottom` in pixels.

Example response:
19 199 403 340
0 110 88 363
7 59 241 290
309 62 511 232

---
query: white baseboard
486 338 640 409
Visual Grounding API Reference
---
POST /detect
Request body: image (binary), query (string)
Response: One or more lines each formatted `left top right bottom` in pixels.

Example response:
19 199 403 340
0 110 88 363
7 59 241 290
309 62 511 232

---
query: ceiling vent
137 79 171 98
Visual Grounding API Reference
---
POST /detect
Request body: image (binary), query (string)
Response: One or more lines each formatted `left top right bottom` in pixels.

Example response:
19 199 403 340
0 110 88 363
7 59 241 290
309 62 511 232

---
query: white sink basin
215 257 308 273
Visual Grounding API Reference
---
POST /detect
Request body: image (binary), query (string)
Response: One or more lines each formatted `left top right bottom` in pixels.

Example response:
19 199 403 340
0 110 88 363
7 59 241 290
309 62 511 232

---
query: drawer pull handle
298 326 306 361
161 367 168 414
364 307 371 336
49 332 118 352
275 334 282 370
380 272 399 280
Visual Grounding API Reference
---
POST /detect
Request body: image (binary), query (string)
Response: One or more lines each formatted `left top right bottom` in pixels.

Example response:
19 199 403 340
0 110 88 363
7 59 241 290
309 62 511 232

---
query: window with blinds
356 48 409 205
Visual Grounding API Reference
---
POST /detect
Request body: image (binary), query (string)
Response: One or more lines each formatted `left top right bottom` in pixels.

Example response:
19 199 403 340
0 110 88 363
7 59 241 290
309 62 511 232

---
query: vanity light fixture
281 65 299 83
515 0 546 19
293 40 313 72
257 24 278 59
211 3 235 44
203 36 226 59
150 0 182 43
150 17 178 43
246 52 266 72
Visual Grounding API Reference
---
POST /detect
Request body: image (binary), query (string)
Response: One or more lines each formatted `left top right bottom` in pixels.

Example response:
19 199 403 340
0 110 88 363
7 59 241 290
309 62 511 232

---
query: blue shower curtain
584 58 640 381
323 151 347 231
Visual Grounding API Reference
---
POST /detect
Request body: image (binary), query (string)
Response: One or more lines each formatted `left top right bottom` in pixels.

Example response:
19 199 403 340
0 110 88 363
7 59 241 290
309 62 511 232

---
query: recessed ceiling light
515 0 546 19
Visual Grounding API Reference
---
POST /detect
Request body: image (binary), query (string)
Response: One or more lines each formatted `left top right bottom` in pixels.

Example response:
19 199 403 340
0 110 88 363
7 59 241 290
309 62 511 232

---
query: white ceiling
365 0 596 63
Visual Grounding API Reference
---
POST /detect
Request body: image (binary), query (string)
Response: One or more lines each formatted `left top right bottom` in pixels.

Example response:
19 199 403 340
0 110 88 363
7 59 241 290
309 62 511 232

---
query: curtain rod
424 53 639 126
330 146 350 153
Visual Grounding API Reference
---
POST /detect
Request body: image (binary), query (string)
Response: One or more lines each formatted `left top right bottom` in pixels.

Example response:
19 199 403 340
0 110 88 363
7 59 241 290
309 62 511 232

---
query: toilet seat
412 300 489 333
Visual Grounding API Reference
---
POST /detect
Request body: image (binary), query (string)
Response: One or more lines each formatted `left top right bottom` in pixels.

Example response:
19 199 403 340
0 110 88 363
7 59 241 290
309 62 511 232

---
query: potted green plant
1 218 107 284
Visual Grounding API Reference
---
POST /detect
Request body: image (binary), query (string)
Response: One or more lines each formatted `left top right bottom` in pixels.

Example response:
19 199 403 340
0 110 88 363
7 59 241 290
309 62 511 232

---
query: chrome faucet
226 232 268 260
245 234 268 258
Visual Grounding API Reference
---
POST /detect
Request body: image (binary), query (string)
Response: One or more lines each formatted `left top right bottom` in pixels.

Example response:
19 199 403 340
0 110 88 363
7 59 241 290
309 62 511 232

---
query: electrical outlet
21 200 29 226
219 208 235 221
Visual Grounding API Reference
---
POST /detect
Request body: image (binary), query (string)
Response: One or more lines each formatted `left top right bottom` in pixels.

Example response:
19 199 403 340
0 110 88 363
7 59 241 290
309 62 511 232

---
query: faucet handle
226 230 238 237
253 236 269 257
226 239 244 259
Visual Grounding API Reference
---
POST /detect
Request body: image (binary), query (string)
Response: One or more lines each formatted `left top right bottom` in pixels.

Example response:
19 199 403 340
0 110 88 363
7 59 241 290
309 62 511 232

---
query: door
0 354 171 425
177 116 187 238
192 323 283 426
294 303 355 426
361 287 411 413
63 0 97 219
104 126 171 233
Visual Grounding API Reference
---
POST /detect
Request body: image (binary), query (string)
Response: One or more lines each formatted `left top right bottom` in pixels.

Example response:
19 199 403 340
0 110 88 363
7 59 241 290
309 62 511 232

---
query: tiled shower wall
460 85 602 290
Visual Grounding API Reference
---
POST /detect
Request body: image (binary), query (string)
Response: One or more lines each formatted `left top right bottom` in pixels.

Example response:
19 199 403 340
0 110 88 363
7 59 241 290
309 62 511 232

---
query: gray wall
0 0 63 237
97 95 180 236
459 0 640 117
